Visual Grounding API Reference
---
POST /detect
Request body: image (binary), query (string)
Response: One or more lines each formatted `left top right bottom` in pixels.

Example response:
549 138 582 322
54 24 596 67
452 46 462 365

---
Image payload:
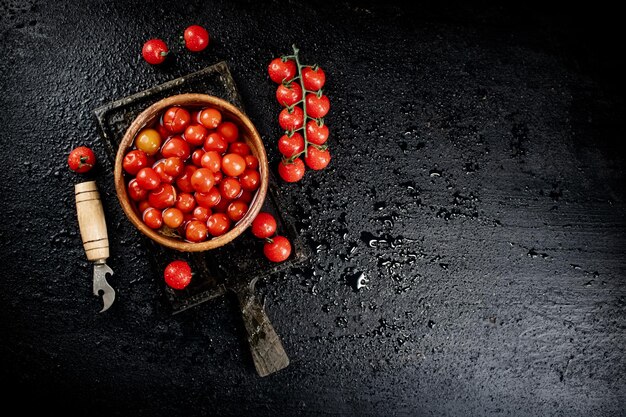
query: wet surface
1 1 625 416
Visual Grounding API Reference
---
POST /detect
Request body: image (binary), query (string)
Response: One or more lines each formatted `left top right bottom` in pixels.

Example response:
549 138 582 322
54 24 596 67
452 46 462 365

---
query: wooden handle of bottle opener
75 181 109 262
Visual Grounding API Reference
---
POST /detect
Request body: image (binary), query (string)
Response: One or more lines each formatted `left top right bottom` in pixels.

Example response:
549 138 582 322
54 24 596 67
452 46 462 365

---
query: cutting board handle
236 281 289 377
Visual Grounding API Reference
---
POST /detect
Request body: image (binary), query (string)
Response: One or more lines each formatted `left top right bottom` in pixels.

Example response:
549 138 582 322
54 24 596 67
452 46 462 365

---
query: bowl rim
113 93 269 252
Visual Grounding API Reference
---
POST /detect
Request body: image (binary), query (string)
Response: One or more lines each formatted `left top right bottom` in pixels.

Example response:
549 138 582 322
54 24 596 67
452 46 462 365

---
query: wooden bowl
114 93 268 252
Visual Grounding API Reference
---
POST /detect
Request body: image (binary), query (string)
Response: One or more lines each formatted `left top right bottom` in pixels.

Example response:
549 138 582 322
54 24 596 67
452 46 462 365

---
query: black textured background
1 1 625 416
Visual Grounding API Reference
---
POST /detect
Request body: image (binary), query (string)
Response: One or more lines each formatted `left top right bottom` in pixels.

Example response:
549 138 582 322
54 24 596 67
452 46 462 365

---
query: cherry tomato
185 220 208 242
161 136 191 160
276 82 302 106
228 141 250 156
192 206 212 222
135 128 162 156
183 25 210 52
163 260 192 290
156 123 171 143
123 149 148 175
184 124 208 147
251 212 277 239
278 132 304 158
164 157 184 177
195 187 221 208
212 196 231 213
142 39 169 65
200 150 222 173
245 155 259 170
305 147 331 170
203 132 228 153
190 168 215 193
162 207 184 229
278 158 305 182
207 213 231 237
227 200 248 222
263 235 292 262
278 106 304 131
305 93 330 118
153 159 175 184
191 149 205 167
135 167 161 190
306 120 329 145
175 165 197 193
268 57 297 83
163 107 191 134
148 184 177 209
219 177 242 200
68 146 96 173
176 192 196 213
217 121 239 143
221 153 246 177
128 178 148 201
239 169 260 191
199 108 222 129
143 207 163 229
302 66 326 91
213 171 223 184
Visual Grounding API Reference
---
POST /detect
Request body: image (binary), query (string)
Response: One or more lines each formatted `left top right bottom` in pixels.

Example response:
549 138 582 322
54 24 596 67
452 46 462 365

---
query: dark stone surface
1 1 624 416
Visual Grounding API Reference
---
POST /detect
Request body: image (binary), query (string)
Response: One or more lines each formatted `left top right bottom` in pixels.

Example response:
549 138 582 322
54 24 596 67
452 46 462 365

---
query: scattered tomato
68 146 96 173
163 260 192 290
184 25 210 52
251 212 277 239
142 39 168 65
263 235 292 262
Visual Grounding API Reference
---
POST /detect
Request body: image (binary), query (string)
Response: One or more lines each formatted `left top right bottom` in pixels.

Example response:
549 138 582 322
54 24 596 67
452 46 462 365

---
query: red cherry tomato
305 93 330 118
278 106 304 131
122 149 147 175
302 66 326 91
175 165 197 193
238 190 254 205
190 168 215 193
278 158 305 182
217 121 239 143
142 39 169 65
137 200 151 214
143 207 163 229
227 201 248 222
184 25 210 52
199 108 222 129
148 184 177 209
239 169 260 191
245 155 259 170
163 107 191 134
161 136 191 160
153 159 175 184
195 187 221 208
207 213 231 236
251 212 277 239
128 179 148 201
268 57 297 83
191 149 205 167
220 177 242 200
213 171 223 184
306 120 329 145
228 141 250 157
203 132 228 153
68 146 96 173
185 220 208 242
263 235 292 262
176 192 196 213
276 82 302 106
163 260 192 290
278 132 304 158
162 207 184 229
305 147 331 170
200 150 222 173
184 124 208 147
221 153 246 177
212 196 231 213
135 167 161 190
192 206 212 222
164 157 184 177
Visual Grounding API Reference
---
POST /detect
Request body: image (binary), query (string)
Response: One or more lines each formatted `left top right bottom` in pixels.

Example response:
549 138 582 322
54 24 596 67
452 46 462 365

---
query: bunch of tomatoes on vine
268 45 331 182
